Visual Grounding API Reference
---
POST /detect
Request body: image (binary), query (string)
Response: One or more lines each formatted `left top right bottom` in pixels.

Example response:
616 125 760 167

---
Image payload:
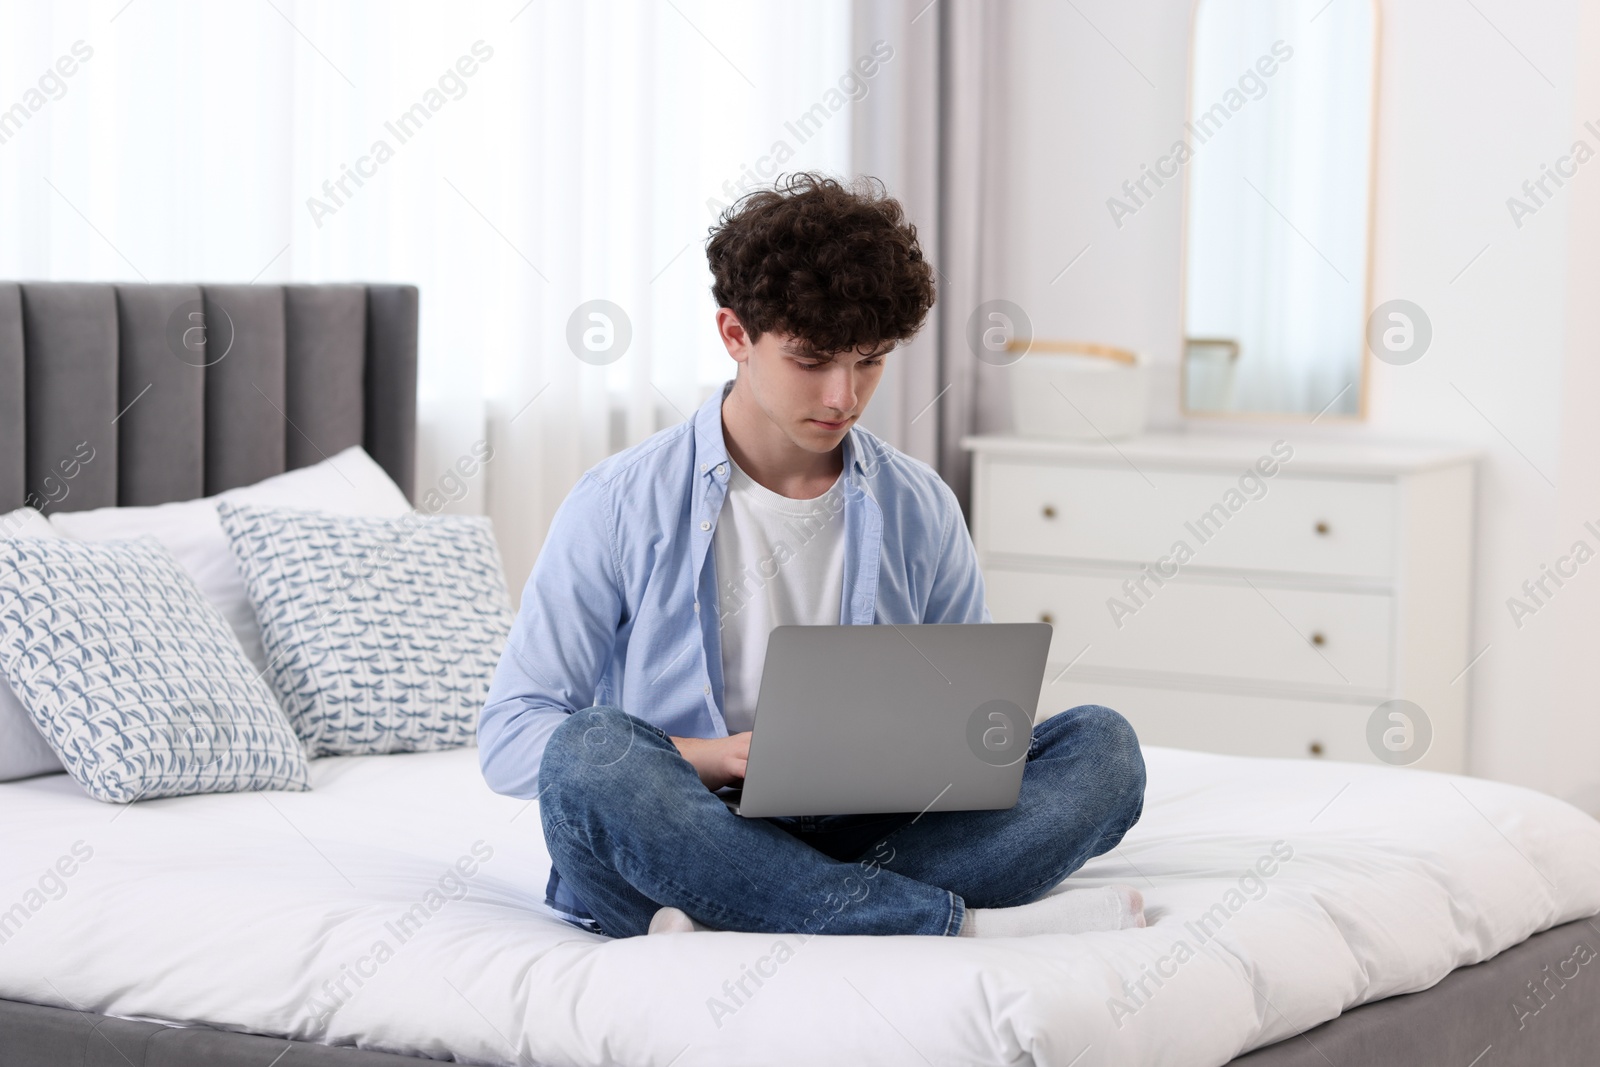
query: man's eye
796 358 883 369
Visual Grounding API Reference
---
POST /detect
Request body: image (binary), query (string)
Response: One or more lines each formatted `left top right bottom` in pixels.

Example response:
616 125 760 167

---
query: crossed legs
537 703 1147 938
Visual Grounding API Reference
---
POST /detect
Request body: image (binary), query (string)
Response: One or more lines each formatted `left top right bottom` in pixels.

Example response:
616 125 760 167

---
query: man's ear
716 308 753 366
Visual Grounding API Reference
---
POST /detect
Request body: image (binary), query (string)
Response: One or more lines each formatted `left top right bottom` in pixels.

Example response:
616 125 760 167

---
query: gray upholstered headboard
0 283 417 513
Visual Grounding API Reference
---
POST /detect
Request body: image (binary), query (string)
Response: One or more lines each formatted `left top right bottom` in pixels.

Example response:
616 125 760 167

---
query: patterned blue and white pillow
0 537 312 803
217 503 514 757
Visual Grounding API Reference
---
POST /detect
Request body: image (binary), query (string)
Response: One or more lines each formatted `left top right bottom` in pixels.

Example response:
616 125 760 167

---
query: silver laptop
730 622 1052 818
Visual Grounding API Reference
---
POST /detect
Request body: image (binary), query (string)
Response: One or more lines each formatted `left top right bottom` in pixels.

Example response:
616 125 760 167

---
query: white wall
994 0 1600 809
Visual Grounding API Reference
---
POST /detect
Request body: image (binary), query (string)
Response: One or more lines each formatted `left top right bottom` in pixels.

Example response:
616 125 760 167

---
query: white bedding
1 746 1597 1067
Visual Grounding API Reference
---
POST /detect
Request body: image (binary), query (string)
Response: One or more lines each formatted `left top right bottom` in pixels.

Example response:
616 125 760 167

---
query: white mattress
2 745 1597 1067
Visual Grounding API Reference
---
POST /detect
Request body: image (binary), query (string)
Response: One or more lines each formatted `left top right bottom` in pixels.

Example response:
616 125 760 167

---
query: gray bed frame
0 282 1594 1067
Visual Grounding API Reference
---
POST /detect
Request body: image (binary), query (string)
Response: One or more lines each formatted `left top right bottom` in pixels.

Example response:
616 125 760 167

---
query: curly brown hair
706 173 937 359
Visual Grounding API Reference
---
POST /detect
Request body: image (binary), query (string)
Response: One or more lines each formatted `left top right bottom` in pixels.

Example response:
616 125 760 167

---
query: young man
479 173 1147 939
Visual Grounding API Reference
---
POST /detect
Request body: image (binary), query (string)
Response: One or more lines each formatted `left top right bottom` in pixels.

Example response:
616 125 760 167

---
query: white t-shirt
712 457 848 734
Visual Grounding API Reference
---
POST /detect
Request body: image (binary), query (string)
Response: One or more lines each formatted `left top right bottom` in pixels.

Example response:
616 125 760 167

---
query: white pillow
0 508 68 782
49 447 411 671
1 507 57 540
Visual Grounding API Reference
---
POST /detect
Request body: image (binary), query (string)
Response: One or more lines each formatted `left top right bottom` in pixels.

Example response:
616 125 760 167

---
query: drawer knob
1308 741 1325 757
1039 611 1054 625
1042 504 1057 519
1314 521 1330 536
1310 632 1327 647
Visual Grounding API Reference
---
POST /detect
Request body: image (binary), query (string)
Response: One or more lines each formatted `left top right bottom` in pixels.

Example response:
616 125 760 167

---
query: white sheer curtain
0 0 854 591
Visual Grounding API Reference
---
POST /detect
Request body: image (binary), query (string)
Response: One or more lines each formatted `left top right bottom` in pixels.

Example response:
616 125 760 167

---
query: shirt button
700 520 710 531
703 684 711 695
716 464 726 476
700 463 708 471
693 601 700 613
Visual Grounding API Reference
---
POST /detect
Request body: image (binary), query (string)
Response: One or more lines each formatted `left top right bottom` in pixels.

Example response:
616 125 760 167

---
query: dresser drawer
980 462 1398 578
1033 680 1407 767
988 568 1393 692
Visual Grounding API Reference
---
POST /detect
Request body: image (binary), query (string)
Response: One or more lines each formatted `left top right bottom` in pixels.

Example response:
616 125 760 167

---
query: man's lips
809 417 850 430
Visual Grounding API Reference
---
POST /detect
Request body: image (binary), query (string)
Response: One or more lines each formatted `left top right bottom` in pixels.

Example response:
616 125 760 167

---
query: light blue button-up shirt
477 378 992 802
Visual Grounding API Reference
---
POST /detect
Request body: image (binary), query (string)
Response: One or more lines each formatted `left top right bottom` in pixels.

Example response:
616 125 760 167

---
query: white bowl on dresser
962 432 1480 772
1008 348 1150 440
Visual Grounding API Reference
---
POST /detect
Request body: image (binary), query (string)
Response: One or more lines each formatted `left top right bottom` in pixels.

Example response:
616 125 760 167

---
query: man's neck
720 377 844 500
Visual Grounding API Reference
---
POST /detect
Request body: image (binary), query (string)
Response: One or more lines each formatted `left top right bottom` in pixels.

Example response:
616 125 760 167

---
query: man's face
720 311 892 454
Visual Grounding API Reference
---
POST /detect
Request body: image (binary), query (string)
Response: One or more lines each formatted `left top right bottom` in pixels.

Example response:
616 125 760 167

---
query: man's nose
824 367 857 412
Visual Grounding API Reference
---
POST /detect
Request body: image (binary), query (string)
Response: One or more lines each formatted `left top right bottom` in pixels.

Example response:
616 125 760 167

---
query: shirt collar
693 377 868 484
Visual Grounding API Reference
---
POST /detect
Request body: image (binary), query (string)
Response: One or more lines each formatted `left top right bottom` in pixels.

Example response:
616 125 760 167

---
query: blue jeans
537 703 1146 938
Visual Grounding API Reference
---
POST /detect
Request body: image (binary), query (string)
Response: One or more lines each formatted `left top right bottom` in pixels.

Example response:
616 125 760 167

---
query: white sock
958 885 1145 937
647 906 714 934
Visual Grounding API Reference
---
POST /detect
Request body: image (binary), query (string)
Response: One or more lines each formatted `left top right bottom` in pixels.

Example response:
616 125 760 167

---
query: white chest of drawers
962 433 1478 772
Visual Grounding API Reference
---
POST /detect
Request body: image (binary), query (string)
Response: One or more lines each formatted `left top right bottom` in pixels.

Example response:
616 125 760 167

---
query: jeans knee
1061 704 1146 806
1059 703 1138 747
540 706 659 802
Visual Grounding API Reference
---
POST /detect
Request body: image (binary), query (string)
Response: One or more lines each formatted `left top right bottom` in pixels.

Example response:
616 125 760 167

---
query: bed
2 282 1598 1067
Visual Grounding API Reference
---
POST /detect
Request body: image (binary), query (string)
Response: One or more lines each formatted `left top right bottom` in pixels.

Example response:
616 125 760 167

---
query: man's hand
670 733 751 791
